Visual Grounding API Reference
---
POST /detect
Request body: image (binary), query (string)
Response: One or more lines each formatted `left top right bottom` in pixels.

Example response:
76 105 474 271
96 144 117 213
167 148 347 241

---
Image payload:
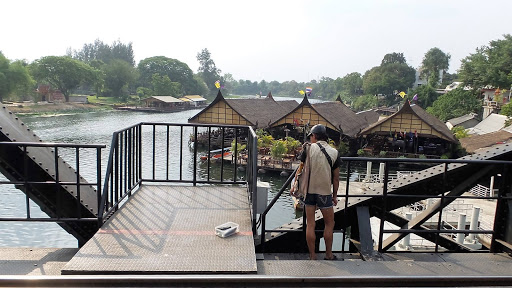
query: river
0 97 321 247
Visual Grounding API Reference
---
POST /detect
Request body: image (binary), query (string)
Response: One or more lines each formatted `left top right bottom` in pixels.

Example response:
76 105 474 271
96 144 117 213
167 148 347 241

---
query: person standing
296 124 340 260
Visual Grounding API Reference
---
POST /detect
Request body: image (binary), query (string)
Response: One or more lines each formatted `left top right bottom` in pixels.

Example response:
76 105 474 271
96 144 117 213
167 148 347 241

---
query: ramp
62 185 257 274
0 106 99 245
259 144 512 253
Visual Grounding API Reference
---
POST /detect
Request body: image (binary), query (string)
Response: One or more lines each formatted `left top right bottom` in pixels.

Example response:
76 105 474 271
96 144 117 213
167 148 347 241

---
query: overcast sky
2 0 511 83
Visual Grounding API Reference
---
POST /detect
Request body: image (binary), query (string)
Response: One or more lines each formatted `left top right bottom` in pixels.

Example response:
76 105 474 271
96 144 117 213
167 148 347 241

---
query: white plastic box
215 222 239 238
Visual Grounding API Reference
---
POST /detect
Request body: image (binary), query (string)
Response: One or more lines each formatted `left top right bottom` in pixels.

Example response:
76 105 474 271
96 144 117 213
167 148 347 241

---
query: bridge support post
457 213 466 244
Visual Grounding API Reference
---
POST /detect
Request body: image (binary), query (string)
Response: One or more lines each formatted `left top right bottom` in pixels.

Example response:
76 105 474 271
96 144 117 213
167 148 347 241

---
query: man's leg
320 207 335 259
305 204 317 260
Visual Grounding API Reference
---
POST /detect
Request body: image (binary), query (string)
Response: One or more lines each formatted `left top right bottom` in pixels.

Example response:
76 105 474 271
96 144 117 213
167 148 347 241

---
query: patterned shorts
303 194 333 209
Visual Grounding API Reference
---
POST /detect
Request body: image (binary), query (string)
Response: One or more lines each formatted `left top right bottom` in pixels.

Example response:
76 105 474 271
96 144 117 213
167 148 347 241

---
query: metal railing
259 156 512 254
342 157 512 254
98 123 258 229
0 141 105 224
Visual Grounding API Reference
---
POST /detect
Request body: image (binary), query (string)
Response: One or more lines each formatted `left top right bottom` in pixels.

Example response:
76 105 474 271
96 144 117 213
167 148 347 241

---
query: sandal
324 255 338 260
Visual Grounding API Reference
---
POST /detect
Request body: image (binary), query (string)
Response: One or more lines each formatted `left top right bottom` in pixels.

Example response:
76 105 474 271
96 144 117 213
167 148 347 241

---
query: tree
362 57 416 105
352 94 378 111
500 101 512 117
381 52 406 65
409 84 439 108
338 72 363 102
426 87 481 122
102 59 137 99
152 73 181 96
196 48 221 99
0 53 34 102
70 39 135 66
459 34 512 89
421 48 451 87
30 56 98 102
315 77 336 99
137 56 200 95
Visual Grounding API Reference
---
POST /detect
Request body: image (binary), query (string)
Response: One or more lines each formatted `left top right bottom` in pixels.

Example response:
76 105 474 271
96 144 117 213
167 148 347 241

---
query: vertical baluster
152 124 156 180
434 163 448 253
378 161 389 252
207 126 211 181
23 146 30 219
220 127 225 182
54 147 60 219
75 147 81 219
193 126 198 185
342 160 351 252
180 125 183 181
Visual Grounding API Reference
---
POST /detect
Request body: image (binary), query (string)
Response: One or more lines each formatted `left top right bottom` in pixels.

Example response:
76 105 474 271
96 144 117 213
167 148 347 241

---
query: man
296 124 340 260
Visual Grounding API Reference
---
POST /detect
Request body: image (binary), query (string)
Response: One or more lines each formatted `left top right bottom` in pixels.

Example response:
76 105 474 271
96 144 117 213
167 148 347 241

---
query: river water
0 97 318 248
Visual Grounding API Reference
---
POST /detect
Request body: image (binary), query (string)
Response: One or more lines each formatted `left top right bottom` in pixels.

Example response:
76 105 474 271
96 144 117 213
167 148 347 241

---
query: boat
200 147 232 162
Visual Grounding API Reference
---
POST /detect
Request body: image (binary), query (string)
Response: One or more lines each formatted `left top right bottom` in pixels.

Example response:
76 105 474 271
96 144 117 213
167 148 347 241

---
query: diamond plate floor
257 253 512 278
61 185 256 274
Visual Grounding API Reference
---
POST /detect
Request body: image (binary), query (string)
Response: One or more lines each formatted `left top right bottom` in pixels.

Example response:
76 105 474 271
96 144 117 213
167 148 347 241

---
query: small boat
200 148 232 161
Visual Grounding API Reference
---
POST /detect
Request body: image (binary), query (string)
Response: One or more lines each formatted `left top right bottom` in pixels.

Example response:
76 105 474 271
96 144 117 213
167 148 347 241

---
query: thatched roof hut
459 130 512 154
188 91 297 128
268 95 370 137
360 101 457 143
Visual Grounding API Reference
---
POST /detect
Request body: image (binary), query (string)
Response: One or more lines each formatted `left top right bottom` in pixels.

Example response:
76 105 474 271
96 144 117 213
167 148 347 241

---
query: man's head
308 124 328 142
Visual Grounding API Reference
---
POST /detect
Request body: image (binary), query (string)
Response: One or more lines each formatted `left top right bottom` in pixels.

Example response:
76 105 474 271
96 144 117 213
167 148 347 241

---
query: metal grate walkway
62 185 256 274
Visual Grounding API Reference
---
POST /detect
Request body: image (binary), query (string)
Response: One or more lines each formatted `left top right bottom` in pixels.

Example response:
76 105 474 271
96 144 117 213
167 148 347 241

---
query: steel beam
380 166 493 251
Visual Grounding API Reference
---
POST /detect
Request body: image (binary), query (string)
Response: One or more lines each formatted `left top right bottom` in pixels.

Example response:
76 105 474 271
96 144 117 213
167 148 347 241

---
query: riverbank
3 102 110 115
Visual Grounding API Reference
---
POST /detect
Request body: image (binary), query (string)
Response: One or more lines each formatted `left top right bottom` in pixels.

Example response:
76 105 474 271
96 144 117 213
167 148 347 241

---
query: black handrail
99 123 257 225
259 155 512 254
0 141 105 225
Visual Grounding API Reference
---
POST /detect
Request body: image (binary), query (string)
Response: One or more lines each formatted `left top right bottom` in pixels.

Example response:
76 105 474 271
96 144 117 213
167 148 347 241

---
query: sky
2 0 511 83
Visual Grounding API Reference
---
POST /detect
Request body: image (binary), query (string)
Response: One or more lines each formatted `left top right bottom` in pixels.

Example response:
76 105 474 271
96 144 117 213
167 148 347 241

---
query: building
143 96 185 110
467 113 509 135
459 130 512 154
180 95 207 107
269 95 371 140
188 91 297 128
359 101 458 156
446 113 479 130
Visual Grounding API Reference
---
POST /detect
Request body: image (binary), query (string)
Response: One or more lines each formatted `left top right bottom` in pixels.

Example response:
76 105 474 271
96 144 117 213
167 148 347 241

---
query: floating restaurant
358 101 458 158
188 92 375 147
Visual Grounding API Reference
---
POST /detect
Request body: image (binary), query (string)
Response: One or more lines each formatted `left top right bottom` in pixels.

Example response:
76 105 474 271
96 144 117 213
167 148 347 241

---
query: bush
231 139 246 156
357 149 365 156
284 137 301 154
258 134 274 148
419 154 427 159
270 140 287 159
379 150 387 157
451 125 469 139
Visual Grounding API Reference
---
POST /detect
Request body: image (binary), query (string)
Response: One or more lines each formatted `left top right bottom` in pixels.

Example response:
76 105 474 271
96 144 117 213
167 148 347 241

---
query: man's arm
332 167 339 206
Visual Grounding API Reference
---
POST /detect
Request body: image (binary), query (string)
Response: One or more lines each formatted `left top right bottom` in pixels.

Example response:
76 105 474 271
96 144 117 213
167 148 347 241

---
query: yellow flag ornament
399 91 406 98
299 90 305 95
215 80 221 89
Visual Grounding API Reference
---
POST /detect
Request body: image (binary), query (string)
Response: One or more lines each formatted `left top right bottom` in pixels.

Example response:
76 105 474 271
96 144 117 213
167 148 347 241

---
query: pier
1 105 512 287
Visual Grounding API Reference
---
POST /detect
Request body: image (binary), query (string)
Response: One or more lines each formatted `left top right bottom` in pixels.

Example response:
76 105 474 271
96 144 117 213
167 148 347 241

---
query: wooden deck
61 185 256 274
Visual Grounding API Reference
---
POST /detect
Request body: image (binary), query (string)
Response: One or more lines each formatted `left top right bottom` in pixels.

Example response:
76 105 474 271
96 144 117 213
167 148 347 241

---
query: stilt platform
61 185 256 274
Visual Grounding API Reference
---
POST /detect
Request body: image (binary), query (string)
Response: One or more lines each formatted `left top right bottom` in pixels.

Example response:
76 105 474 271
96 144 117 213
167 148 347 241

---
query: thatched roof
459 130 512 153
356 109 380 126
188 91 297 128
312 100 370 137
360 102 458 143
269 95 370 137
225 94 297 128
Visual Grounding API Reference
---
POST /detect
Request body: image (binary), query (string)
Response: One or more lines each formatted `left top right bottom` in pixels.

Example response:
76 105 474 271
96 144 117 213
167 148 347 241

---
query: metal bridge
0 105 511 286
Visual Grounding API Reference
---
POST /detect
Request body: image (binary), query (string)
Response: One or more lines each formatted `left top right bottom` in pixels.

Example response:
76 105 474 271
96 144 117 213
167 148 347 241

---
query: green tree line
2 34 512 125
